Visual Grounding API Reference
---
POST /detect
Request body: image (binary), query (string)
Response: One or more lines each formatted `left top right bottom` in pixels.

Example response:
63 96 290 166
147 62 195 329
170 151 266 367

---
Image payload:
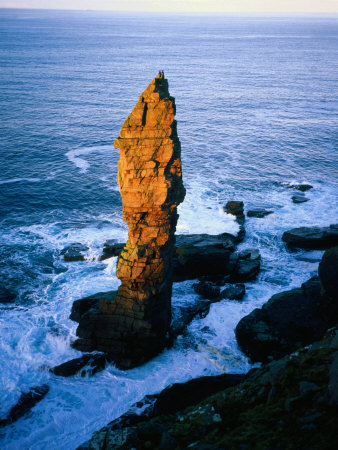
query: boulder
224 201 245 225
219 283 246 300
247 209 273 218
193 281 220 300
288 183 313 192
61 243 89 262
0 385 49 427
230 248 261 282
282 224 338 249
50 354 107 377
173 233 236 281
236 271 338 363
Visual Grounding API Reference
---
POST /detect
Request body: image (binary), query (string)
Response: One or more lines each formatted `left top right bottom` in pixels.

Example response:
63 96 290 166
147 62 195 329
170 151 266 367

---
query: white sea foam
65 145 114 174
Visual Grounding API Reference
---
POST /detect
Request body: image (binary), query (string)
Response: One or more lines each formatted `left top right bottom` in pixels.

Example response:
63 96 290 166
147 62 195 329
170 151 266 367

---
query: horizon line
1 7 338 15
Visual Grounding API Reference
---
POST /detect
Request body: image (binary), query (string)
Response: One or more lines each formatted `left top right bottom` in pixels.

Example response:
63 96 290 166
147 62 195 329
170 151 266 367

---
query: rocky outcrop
173 233 236 280
288 183 313 192
224 200 245 243
282 224 338 249
318 246 338 300
235 247 338 363
0 385 49 427
50 354 108 377
80 327 338 450
61 243 89 262
71 74 185 369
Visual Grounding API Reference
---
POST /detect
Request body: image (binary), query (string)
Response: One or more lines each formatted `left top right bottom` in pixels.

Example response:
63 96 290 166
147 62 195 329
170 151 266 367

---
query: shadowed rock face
72 74 185 368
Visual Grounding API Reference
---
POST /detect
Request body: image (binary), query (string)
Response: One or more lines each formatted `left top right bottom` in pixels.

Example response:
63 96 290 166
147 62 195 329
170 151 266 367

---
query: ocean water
0 8 337 449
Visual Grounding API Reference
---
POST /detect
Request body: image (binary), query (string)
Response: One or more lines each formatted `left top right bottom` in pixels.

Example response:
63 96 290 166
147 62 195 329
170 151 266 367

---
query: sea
0 8 337 449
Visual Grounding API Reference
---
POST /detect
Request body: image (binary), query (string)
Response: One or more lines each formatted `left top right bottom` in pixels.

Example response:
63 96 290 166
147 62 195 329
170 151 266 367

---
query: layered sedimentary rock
71 74 185 368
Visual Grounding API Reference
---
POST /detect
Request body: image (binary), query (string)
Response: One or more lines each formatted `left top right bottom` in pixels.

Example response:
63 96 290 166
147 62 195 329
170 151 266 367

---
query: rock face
80 328 338 450
236 247 338 362
282 224 338 249
71 74 185 369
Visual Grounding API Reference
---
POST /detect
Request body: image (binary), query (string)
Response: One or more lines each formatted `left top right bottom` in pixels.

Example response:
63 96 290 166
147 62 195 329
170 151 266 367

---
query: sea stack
71 73 185 368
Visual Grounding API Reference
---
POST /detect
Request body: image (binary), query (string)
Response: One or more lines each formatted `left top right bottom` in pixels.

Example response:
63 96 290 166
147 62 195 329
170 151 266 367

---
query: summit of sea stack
71 73 185 369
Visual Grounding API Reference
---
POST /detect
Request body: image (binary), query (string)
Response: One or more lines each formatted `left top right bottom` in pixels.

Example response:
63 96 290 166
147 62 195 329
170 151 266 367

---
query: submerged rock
61 243 89 262
0 285 16 303
71 74 185 369
0 384 49 427
247 209 273 218
282 224 338 249
292 192 309 203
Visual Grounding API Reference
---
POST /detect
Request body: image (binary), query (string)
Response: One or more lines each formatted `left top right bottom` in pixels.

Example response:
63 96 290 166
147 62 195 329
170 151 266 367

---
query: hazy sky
0 0 338 13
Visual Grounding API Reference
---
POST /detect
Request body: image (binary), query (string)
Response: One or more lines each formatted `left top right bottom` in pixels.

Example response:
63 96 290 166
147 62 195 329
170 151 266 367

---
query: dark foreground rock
236 247 338 363
50 354 108 377
61 243 89 262
0 384 49 427
78 373 245 449
319 246 338 300
80 327 338 450
282 224 338 249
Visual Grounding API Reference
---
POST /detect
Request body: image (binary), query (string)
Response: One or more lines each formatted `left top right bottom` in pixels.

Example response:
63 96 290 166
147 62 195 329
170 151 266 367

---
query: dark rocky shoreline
77 244 338 449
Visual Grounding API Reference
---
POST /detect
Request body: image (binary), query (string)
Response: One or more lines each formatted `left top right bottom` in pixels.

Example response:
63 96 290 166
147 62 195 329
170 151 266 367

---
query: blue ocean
0 8 337 449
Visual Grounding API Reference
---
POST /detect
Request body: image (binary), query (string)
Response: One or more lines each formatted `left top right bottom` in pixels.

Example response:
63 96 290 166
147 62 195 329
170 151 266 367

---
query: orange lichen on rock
71 74 185 368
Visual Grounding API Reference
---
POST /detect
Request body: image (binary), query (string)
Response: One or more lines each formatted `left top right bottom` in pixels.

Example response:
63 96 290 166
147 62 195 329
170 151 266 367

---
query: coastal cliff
71 74 185 368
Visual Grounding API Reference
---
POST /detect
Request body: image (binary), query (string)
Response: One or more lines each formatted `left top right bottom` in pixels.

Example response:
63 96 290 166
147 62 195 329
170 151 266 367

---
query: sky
0 0 338 13
0 0 337 13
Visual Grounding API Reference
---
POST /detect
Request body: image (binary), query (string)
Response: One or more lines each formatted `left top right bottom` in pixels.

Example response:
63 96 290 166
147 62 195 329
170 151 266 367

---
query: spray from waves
65 145 114 174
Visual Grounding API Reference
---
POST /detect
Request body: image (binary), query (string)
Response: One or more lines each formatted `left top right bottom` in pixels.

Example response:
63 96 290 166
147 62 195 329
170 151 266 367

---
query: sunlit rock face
72 74 185 368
